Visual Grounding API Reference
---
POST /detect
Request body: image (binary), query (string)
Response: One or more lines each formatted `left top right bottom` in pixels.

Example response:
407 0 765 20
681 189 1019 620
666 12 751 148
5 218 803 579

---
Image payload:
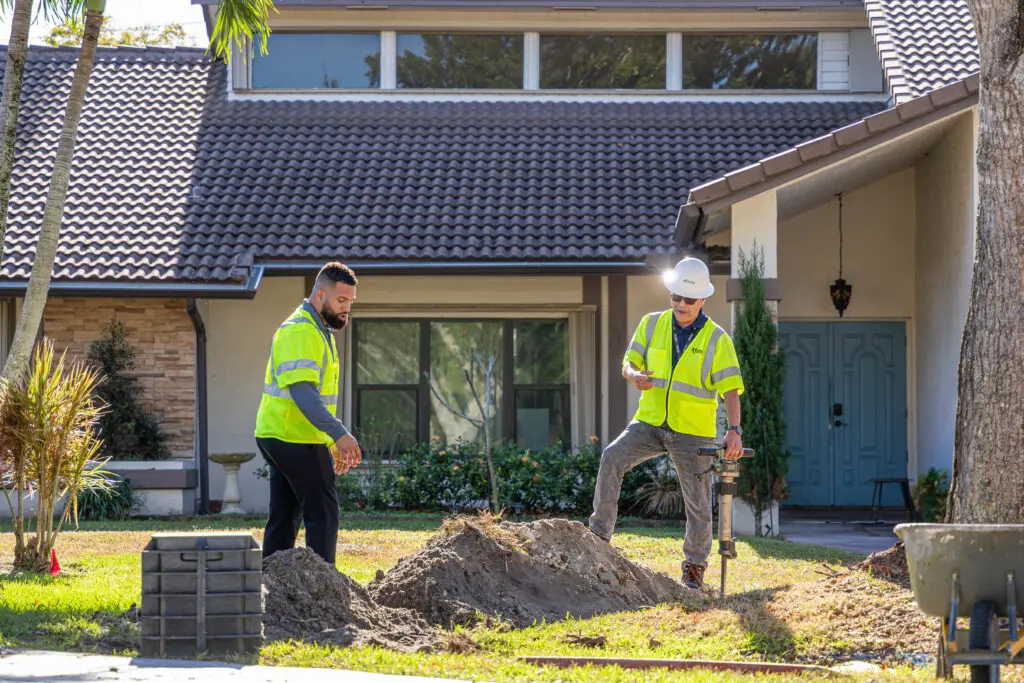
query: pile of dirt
367 515 691 628
261 547 439 652
850 541 909 584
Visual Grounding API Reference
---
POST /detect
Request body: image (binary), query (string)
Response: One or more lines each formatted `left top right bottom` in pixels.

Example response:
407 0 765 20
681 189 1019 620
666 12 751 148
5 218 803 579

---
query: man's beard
320 305 349 331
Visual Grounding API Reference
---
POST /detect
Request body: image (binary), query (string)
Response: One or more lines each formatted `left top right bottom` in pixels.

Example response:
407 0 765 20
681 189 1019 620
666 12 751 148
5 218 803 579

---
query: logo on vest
691 347 703 355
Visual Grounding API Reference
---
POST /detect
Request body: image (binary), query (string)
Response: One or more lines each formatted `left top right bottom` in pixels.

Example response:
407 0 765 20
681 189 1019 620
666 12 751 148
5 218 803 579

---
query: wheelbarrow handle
697 447 754 457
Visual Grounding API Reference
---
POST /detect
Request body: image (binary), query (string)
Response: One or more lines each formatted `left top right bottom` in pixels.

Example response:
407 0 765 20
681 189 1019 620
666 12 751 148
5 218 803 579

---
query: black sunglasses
671 294 699 305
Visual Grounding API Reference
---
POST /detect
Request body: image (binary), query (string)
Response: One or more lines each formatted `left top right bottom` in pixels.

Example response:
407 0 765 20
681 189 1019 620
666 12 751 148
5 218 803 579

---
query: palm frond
209 0 276 64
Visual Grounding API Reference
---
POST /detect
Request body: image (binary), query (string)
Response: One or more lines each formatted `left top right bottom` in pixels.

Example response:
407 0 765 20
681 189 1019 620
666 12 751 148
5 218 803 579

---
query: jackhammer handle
697 447 754 457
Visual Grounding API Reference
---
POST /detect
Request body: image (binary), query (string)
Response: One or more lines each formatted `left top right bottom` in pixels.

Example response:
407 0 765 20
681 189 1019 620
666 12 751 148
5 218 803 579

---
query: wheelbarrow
895 523 1024 682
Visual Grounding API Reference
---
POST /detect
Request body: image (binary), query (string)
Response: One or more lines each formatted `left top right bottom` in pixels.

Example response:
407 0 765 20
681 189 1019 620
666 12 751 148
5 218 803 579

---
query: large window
353 319 571 452
252 32 381 89
540 34 666 89
397 33 524 89
681 34 818 90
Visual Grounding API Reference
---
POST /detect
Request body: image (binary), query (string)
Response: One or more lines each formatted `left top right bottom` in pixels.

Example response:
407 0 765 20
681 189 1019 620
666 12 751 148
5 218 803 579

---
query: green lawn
0 514 941 682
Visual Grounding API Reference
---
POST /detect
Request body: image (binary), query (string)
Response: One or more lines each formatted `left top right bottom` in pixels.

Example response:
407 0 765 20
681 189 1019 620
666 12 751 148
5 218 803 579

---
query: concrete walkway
778 510 904 556
0 650 482 683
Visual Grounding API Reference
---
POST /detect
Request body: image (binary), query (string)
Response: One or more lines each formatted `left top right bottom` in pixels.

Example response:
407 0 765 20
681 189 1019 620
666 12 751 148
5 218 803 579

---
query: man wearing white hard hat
588 256 744 591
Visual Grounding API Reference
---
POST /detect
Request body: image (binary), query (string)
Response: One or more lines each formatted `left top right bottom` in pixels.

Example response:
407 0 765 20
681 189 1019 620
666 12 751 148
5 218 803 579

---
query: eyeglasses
671 295 699 305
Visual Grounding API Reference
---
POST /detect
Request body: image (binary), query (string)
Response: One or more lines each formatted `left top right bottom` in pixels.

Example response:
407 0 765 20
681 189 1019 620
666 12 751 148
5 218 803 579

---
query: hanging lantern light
830 193 852 317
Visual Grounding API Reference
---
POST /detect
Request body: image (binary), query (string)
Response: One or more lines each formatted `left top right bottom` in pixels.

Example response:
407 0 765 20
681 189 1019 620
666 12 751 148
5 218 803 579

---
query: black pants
256 437 339 566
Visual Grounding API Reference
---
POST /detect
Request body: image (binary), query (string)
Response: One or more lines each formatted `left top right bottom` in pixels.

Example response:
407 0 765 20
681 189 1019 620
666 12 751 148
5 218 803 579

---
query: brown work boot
682 562 706 590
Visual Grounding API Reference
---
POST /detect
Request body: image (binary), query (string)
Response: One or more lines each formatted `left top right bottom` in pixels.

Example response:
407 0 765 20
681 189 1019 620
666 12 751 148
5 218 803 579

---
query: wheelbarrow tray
895 523 1024 619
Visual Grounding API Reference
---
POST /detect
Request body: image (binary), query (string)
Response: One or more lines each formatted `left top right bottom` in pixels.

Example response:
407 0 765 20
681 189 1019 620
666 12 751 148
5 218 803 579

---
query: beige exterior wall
914 111 977 477
43 298 196 459
355 274 582 310
203 276 305 515
777 167 917 321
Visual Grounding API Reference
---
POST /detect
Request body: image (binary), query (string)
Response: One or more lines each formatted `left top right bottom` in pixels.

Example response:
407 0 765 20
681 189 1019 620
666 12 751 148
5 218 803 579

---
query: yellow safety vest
254 305 340 446
623 311 744 438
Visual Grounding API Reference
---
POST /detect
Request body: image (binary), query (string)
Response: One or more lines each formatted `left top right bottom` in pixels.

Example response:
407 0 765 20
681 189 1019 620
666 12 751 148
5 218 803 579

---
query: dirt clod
850 541 908 584
563 634 608 648
261 547 439 652
368 516 691 628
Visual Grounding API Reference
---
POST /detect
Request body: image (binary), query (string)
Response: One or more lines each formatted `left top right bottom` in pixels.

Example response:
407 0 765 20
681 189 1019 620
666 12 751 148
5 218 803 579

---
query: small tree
425 351 501 512
732 244 789 535
86 319 170 461
0 339 112 572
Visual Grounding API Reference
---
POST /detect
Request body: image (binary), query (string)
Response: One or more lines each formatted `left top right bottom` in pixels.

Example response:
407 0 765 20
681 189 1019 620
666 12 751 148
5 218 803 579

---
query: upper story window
540 34 666 89
252 32 381 89
397 33 524 89
234 27 876 95
682 34 818 90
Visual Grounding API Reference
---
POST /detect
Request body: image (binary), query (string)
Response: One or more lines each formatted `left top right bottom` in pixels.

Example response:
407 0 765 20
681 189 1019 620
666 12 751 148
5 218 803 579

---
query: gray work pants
588 420 716 567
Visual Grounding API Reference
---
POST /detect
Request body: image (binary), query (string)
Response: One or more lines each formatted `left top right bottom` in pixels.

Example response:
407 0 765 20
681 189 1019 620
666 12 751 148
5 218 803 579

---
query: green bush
76 474 139 521
87 320 171 461
912 467 949 522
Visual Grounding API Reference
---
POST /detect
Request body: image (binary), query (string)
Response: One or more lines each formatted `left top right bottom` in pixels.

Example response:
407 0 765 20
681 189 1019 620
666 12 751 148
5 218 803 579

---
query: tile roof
2 45 885 286
685 73 979 213
864 0 980 103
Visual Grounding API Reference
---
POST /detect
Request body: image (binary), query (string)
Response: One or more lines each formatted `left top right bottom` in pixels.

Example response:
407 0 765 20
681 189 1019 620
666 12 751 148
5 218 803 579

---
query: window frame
248 29 385 90
351 317 572 452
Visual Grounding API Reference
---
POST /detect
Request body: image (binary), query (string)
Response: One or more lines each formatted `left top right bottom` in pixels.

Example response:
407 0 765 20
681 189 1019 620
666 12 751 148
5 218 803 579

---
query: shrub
76 474 140 521
912 467 949 522
87 319 171 461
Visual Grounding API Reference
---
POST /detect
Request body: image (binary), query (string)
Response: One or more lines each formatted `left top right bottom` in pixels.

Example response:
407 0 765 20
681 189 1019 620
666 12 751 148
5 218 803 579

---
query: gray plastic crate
140 532 262 658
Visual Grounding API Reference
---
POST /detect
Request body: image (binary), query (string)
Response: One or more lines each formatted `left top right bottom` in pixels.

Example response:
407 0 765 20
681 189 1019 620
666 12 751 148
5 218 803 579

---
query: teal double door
778 321 908 508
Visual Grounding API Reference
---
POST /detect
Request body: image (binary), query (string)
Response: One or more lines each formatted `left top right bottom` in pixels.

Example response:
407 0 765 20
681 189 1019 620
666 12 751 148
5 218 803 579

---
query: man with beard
255 262 362 565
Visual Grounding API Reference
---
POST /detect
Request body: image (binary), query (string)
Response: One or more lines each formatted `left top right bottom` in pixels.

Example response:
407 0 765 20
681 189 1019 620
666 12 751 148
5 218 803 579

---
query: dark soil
850 541 909 585
261 547 439 652
367 515 691 628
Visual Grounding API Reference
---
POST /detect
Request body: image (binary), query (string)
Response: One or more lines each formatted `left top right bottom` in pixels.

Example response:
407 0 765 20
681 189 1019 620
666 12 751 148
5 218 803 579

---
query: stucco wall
203 276 304 515
778 167 917 320
914 111 977 477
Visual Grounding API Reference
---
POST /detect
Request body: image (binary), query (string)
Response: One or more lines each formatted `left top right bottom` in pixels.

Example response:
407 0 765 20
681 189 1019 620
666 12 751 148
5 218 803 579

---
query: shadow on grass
740 535 861 564
682 585 798 661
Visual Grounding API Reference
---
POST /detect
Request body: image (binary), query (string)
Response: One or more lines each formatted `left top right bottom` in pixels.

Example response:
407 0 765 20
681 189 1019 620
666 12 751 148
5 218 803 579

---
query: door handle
834 420 846 427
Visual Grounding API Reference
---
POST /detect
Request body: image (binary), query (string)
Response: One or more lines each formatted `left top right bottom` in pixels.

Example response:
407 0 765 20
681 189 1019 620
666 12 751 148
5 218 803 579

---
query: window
353 319 571 453
513 321 571 452
397 33 524 89
681 34 818 90
252 33 381 89
540 34 666 89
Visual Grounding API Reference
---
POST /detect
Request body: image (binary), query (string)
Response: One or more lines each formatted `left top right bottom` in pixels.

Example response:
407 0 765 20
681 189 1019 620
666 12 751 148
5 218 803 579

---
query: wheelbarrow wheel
969 600 1000 683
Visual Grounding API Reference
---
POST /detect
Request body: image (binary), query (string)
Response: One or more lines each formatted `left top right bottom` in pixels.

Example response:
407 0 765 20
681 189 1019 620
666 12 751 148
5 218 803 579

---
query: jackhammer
698 445 754 597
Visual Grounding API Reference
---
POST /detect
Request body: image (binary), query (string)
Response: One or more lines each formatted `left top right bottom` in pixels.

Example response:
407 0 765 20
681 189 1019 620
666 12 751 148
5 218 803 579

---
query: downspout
186 299 210 515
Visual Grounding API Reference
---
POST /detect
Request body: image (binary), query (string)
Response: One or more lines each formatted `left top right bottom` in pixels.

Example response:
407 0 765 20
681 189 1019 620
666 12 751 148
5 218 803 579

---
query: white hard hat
662 257 714 299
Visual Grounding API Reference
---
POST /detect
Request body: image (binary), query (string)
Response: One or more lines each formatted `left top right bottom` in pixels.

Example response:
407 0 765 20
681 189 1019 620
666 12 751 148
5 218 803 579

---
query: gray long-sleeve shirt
289 300 349 443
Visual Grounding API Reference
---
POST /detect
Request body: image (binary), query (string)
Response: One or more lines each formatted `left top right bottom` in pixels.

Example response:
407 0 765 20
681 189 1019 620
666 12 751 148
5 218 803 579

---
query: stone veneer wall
43 298 195 459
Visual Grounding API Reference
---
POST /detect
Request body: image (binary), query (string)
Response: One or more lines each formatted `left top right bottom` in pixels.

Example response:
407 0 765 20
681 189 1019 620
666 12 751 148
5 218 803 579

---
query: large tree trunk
0 0 34 263
2 7 105 383
947 0 1024 523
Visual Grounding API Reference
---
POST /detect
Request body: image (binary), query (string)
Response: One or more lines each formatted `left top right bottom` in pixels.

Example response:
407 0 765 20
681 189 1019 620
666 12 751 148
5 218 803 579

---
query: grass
0 513 946 682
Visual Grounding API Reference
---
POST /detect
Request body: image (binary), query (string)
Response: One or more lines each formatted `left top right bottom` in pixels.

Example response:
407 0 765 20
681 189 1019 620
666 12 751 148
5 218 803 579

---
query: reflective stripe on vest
265 316 330 400
648 313 724 401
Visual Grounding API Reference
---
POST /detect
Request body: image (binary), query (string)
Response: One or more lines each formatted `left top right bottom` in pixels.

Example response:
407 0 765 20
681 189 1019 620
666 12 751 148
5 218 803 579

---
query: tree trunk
947 0 1024 523
2 9 104 383
0 0 33 264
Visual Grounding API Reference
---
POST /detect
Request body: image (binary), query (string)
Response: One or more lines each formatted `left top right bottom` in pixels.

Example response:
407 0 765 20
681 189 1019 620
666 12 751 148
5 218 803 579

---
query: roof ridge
1 43 211 58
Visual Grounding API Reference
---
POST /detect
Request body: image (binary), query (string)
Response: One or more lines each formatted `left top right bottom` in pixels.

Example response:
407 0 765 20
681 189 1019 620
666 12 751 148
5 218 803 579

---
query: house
0 0 980 517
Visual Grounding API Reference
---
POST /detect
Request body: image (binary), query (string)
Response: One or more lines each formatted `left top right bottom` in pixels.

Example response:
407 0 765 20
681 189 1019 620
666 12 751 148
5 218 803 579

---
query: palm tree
1 0 276 382
0 1 84 264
